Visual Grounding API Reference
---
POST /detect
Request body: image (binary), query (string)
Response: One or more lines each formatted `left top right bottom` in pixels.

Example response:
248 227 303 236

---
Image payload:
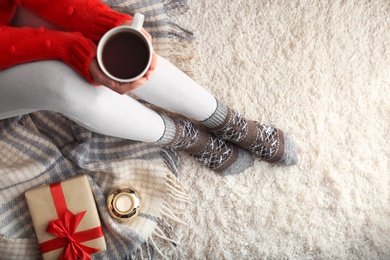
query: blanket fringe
136 168 189 259
149 236 169 260
153 226 181 246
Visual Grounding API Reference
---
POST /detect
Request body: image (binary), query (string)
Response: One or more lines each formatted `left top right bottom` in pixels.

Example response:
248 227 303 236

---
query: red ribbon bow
39 182 104 260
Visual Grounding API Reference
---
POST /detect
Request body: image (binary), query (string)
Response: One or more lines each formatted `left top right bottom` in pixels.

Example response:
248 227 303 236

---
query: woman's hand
90 21 158 95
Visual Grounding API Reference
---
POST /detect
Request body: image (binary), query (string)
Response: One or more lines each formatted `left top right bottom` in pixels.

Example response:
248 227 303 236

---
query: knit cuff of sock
156 115 176 145
201 99 228 128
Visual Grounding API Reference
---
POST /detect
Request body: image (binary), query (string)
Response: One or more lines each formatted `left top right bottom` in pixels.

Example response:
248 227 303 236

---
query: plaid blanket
0 1 193 259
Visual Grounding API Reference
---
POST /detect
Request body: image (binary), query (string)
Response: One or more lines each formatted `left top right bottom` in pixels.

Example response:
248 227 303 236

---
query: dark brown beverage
102 31 150 80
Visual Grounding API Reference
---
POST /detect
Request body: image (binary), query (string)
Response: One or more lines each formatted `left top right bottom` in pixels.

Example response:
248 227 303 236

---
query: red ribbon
39 182 104 260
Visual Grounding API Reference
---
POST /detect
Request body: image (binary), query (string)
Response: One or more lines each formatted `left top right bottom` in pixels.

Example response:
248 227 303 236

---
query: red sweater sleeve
0 0 17 25
16 0 132 42
0 25 97 83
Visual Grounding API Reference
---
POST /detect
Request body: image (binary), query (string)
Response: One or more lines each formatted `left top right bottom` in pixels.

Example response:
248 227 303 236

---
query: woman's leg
133 56 298 165
132 56 217 121
0 60 165 142
0 61 252 174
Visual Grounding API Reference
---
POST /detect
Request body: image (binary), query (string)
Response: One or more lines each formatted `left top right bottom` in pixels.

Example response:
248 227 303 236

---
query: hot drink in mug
97 13 152 83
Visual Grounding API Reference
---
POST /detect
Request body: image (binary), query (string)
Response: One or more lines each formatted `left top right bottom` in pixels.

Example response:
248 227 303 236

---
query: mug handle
130 13 145 31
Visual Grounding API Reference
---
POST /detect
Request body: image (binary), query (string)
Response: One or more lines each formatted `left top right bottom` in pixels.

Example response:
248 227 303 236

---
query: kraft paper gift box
25 175 106 260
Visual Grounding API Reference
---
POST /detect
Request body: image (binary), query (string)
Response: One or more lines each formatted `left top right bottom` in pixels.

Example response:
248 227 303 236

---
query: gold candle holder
107 187 141 221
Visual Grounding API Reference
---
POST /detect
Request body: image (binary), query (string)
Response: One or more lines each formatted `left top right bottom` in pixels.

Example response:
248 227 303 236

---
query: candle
107 187 141 221
115 193 133 213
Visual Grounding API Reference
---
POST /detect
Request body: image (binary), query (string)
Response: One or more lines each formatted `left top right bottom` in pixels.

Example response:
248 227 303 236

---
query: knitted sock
201 100 298 165
156 115 254 175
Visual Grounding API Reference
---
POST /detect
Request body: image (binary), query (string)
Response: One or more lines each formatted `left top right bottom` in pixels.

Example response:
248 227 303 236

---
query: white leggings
0 57 217 142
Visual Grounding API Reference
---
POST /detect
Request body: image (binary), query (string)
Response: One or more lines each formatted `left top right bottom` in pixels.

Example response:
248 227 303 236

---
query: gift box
25 175 106 260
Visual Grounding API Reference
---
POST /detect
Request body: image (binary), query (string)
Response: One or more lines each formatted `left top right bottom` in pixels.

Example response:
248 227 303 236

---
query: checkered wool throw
0 1 193 259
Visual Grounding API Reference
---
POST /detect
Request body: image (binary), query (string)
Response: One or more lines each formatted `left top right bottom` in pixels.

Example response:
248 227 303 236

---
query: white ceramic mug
97 13 152 83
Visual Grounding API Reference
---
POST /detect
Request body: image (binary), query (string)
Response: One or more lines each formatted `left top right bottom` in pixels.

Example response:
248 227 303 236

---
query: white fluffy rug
163 0 390 259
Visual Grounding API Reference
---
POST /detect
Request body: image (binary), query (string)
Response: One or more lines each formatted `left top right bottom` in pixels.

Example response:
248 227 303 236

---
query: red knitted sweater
0 0 131 84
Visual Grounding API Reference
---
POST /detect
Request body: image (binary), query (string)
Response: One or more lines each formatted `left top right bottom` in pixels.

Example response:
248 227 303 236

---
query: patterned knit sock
156 115 254 175
201 100 298 165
